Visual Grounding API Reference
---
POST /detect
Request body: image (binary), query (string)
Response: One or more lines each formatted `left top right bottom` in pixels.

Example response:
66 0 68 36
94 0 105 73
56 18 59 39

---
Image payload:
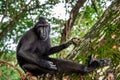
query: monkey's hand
71 38 84 45
47 61 57 70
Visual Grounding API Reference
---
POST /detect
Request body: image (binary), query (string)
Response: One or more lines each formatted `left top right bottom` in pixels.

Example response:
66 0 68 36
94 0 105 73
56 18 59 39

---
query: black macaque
16 17 109 76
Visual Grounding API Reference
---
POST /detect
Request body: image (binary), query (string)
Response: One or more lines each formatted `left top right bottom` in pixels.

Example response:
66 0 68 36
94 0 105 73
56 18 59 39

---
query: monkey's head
34 17 50 40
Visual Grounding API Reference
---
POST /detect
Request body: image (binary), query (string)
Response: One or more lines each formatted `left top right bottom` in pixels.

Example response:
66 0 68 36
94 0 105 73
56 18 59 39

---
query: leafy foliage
0 0 119 80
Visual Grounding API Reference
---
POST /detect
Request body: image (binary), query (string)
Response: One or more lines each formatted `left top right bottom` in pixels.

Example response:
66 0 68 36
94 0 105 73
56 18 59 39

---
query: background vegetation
0 0 120 80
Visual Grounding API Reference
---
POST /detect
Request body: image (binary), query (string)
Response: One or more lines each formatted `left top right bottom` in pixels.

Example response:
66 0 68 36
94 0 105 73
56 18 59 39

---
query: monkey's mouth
41 35 46 39
40 34 48 41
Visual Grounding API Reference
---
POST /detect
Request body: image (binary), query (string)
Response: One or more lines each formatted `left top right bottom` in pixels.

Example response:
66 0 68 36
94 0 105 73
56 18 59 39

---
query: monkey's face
34 17 50 41
35 23 50 40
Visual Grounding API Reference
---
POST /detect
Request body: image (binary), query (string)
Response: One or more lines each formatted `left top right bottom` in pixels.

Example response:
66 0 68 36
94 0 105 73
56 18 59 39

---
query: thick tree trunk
66 0 120 79
67 0 120 59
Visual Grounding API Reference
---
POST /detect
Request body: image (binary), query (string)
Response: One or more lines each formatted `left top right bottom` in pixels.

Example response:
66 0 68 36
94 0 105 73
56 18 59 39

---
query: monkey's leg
49 58 109 75
22 64 54 75
49 58 86 74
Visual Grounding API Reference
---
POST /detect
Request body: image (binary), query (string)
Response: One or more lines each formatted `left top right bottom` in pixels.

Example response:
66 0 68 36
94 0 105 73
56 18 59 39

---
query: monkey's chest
35 41 50 54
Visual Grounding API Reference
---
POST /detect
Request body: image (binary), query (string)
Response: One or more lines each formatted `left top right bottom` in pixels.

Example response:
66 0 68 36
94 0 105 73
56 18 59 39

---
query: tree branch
0 0 43 40
61 0 87 43
68 0 120 59
0 59 25 79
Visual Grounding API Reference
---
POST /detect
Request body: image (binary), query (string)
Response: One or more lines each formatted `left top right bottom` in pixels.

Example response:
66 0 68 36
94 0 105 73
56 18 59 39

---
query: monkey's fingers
47 61 57 70
47 61 53 64
99 59 111 66
72 38 84 45
50 64 57 70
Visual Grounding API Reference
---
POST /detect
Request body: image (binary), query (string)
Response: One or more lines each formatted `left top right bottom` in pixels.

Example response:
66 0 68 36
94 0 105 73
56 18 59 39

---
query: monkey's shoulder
22 28 36 39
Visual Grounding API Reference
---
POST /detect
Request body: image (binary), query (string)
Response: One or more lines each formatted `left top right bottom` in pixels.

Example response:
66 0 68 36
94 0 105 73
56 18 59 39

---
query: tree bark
67 0 120 59
61 0 87 43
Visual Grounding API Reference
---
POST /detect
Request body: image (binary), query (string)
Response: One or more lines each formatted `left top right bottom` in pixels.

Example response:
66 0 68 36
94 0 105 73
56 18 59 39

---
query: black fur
16 17 109 76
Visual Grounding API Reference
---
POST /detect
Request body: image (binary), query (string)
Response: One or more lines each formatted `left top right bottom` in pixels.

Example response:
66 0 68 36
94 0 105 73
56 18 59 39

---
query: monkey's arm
46 39 73 55
17 45 57 70
17 34 57 70
46 38 83 55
